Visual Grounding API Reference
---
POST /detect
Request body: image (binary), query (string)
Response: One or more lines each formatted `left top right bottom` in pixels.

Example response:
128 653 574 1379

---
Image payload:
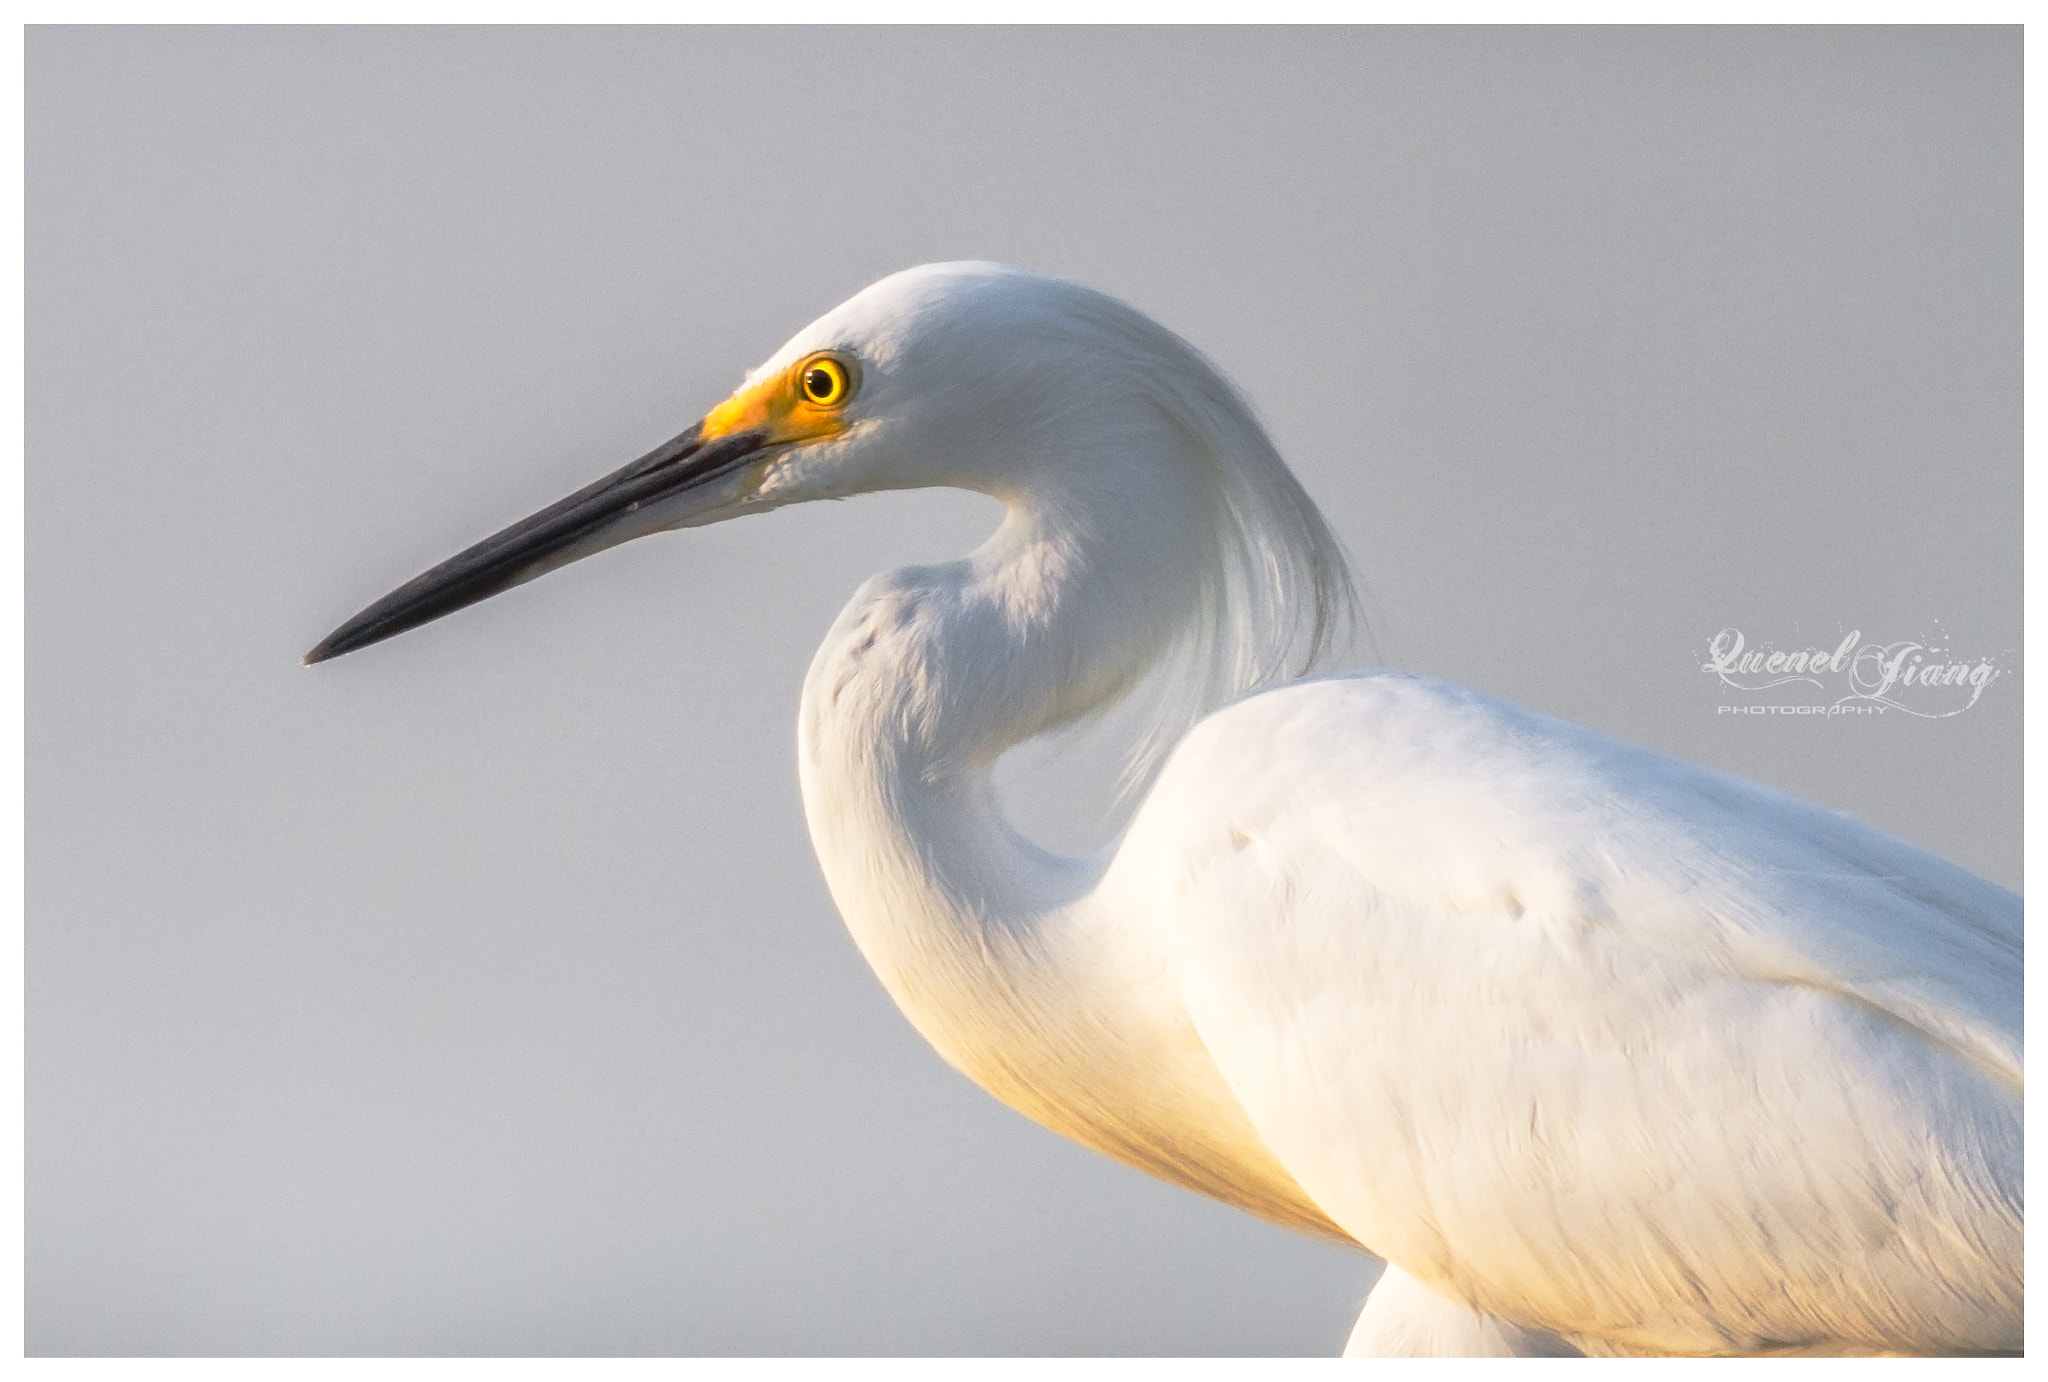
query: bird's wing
1121 672 2021 1356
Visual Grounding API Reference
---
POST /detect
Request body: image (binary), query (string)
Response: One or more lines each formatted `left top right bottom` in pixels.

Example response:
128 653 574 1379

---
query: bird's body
1129 676 2018 1354
310 262 2022 1355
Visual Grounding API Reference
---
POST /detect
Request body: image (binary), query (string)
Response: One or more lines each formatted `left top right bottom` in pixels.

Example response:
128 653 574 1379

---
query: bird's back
1111 671 2020 1354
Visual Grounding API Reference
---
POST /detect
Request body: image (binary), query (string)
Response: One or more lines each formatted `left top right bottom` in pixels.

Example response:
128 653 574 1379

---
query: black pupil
805 367 835 401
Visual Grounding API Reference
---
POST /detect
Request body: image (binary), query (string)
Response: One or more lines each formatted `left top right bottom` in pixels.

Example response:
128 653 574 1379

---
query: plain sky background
28 27 2018 1356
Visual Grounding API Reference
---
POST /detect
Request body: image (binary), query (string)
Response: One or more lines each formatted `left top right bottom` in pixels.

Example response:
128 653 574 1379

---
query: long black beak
303 421 771 665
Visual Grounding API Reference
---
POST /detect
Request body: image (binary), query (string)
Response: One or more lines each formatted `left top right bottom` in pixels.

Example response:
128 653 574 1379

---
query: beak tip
305 417 727 672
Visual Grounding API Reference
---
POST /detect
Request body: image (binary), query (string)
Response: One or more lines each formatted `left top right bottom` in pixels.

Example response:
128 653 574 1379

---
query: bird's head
304 262 1199 666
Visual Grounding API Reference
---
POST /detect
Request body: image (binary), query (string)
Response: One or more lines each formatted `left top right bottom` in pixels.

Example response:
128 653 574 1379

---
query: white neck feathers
787 297 1360 1241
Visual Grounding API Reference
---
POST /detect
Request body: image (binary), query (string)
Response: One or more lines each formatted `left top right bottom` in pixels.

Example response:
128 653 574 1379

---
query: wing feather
1123 672 2020 1355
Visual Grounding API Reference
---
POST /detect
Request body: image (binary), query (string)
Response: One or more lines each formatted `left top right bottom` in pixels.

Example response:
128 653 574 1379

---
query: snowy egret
307 263 2021 1356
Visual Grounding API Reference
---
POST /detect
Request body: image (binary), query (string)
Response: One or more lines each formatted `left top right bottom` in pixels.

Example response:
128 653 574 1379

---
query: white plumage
311 262 2022 1356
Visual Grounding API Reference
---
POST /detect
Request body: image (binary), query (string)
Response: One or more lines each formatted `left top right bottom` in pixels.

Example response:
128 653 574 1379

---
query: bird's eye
800 356 853 407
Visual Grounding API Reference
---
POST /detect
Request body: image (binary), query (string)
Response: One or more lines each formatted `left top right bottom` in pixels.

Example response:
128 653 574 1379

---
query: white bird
307 263 2021 1356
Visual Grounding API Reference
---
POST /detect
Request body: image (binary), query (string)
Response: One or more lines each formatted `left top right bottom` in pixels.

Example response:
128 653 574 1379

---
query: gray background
28 27 2019 1356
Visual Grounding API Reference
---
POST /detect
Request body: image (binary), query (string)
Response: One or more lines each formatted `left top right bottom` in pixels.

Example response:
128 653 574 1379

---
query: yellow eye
798 355 853 408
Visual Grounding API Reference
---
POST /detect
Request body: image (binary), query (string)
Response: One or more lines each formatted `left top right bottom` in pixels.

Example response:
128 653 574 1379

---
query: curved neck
789 438 1362 1246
